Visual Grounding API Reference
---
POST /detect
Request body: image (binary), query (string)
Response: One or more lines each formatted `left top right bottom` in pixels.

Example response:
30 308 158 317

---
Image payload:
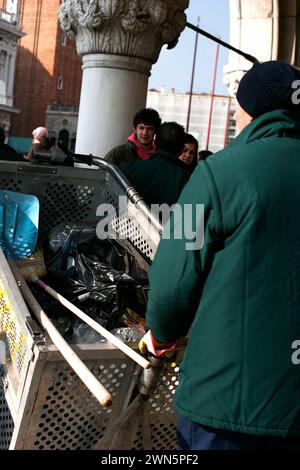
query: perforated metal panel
101 176 160 261
0 162 159 262
129 362 179 451
0 280 28 377
132 422 177 451
93 359 181 450
22 355 140 450
0 342 183 450
0 163 106 239
0 366 14 450
0 177 22 193
112 214 156 261
42 182 96 236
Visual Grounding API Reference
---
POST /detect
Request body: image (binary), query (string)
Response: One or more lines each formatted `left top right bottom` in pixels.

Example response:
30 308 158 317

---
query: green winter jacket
146 109 300 437
105 141 138 167
120 150 190 206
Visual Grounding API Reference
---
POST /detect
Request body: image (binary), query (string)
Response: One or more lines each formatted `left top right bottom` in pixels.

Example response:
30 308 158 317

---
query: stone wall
11 0 82 137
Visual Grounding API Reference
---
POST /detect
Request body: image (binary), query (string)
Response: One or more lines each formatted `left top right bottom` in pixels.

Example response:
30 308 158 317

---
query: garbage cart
0 158 182 450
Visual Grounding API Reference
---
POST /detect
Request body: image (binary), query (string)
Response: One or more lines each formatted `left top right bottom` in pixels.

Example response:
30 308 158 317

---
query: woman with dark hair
178 133 198 170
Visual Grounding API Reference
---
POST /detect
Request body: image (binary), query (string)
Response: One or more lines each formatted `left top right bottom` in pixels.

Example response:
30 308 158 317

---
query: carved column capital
59 0 189 64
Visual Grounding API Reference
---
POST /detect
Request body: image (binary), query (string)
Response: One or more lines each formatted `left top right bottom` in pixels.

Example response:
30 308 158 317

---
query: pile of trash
30 223 149 343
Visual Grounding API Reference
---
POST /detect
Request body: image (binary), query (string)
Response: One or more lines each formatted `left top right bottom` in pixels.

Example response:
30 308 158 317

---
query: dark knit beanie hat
236 60 300 118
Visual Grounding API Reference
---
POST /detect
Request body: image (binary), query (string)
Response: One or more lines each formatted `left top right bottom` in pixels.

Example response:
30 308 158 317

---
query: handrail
73 154 163 235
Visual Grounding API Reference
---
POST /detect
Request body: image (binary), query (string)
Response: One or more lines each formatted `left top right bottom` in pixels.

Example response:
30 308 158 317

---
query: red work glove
139 330 176 358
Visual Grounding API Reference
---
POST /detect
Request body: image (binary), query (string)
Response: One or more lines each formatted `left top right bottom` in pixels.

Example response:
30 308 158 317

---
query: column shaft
76 54 151 156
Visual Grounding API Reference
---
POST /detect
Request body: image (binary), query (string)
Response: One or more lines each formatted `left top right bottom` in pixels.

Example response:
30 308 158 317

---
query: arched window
58 129 69 150
57 76 63 90
61 33 67 47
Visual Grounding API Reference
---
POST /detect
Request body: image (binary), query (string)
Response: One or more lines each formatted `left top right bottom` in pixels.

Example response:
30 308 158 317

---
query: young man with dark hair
105 108 161 166
120 122 190 206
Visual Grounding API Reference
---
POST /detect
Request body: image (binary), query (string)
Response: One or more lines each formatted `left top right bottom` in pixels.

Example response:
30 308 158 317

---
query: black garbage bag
43 223 96 274
42 223 148 332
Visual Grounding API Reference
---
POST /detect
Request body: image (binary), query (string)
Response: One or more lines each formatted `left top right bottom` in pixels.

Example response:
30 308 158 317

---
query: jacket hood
233 109 300 146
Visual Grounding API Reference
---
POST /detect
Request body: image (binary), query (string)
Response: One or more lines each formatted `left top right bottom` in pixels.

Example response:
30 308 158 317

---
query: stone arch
46 113 78 149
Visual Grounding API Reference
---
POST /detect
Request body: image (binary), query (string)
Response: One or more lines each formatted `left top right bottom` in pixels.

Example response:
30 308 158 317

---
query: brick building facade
0 0 24 135
11 0 82 147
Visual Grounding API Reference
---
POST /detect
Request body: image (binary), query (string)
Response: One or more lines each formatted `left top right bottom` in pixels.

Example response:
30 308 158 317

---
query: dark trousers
177 416 300 450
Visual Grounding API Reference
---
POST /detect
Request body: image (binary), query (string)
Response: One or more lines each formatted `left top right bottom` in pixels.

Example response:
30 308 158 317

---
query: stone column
224 0 300 98
59 0 189 157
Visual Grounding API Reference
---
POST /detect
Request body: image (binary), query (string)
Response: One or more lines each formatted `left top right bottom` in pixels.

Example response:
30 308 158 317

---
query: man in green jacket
120 122 190 207
142 61 300 449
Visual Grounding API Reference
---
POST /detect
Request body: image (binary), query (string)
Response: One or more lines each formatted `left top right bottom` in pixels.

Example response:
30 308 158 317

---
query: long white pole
33 277 150 370
9 262 113 409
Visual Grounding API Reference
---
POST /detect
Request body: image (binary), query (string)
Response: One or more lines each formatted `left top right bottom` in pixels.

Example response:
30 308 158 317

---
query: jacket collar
128 132 156 160
233 109 300 146
151 149 189 169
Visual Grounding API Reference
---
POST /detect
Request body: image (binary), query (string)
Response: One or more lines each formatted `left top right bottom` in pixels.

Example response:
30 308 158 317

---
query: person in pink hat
32 126 49 145
25 126 51 160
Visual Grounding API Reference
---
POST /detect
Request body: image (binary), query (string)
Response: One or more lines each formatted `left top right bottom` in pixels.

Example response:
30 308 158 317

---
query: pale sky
148 0 230 95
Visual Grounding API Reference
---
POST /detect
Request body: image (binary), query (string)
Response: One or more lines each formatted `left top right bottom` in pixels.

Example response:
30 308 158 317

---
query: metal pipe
206 42 220 151
186 16 200 132
186 21 258 64
82 156 163 234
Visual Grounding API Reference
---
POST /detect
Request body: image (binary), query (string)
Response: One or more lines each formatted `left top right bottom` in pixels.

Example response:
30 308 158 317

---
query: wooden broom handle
33 277 150 369
9 262 113 409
